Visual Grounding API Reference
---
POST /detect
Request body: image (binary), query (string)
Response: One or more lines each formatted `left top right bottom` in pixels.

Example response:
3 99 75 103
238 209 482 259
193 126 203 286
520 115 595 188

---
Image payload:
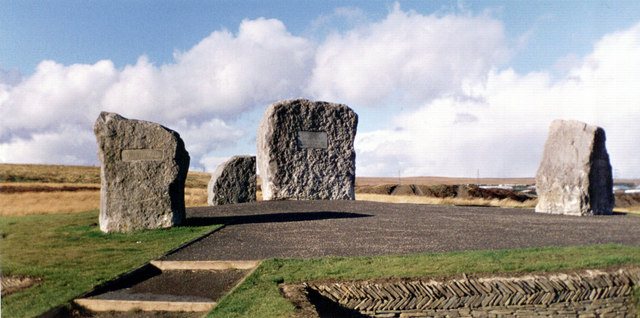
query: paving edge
73 299 216 312
150 260 260 270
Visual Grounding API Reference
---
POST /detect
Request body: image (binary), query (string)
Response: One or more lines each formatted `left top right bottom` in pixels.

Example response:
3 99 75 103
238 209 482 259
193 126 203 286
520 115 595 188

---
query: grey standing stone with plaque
257 98 358 200
94 112 190 233
535 119 614 216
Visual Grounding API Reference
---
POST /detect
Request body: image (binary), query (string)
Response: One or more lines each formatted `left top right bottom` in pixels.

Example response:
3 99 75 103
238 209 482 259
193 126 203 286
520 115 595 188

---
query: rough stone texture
257 98 358 200
207 155 256 206
94 112 189 233
535 120 614 215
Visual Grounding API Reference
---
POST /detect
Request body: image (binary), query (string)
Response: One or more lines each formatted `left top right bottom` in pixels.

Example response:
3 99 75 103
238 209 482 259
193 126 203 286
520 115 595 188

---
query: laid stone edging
300 267 640 317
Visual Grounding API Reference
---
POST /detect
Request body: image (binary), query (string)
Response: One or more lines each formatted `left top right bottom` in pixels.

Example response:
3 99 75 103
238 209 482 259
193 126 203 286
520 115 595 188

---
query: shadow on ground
182 211 373 227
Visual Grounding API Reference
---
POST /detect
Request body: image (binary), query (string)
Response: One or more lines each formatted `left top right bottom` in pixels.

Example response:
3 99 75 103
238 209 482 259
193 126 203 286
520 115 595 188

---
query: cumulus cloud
101 18 315 124
0 66 22 86
0 60 117 140
2 7 638 178
0 18 314 168
307 4 510 108
357 21 640 178
199 156 234 174
0 125 96 165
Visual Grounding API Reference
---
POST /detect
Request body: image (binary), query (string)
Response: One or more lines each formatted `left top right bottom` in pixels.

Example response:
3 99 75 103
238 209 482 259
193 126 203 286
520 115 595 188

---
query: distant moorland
1 163 638 217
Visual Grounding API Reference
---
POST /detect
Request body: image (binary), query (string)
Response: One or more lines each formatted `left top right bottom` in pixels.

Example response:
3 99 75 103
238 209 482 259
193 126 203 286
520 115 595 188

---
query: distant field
0 163 210 188
0 164 211 216
1 163 638 216
356 176 536 185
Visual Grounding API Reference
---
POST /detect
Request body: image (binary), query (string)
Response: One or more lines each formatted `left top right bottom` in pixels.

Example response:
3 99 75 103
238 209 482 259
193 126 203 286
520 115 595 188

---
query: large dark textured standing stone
257 98 358 200
535 120 614 216
207 155 256 205
94 112 189 233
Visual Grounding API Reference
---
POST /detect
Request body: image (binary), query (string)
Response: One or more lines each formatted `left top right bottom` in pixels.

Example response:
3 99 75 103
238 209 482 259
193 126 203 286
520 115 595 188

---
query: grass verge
209 244 640 317
0 210 219 317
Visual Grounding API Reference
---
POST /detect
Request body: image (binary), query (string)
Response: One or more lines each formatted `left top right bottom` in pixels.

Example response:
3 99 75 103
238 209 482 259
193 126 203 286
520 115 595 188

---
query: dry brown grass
1 191 100 217
356 176 536 186
614 207 640 215
2 187 211 216
355 193 537 209
185 187 208 207
0 163 210 188
185 171 211 188
0 163 212 216
0 164 101 183
0 182 99 192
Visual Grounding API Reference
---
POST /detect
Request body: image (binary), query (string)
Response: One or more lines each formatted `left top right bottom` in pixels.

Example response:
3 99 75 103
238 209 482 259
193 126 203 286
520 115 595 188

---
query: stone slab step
74 298 216 312
74 261 260 313
150 260 259 270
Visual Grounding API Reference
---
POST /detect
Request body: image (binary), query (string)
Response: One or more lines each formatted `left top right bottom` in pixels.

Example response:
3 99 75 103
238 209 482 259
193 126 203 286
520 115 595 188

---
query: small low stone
207 155 256 206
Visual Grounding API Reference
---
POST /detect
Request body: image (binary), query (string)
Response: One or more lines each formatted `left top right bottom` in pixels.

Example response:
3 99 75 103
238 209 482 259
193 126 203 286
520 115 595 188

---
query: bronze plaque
121 149 163 162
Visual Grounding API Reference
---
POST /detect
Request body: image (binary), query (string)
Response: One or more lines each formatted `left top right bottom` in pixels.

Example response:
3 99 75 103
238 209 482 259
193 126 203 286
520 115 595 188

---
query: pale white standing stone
535 120 614 215
257 98 358 200
94 112 189 232
207 155 256 205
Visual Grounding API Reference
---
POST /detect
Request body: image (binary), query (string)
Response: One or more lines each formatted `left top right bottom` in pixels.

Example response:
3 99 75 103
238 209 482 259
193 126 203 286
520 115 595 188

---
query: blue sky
4 1 639 75
1 1 640 178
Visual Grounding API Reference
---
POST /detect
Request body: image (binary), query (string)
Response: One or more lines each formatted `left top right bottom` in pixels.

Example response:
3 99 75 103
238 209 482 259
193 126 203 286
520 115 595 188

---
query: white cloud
356 22 640 178
0 60 117 140
0 18 314 168
0 66 22 86
199 156 233 174
101 18 315 123
2 8 638 179
307 4 510 108
173 118 245 159
0 125 96 165
308 6 369 37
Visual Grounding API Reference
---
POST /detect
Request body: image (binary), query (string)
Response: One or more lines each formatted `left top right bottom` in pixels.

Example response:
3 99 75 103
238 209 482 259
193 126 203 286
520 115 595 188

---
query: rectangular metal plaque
121 149 164 162
297 131 328 149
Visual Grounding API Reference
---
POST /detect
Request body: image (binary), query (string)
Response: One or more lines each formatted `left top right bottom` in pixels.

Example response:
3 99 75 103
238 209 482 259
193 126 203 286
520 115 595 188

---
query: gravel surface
163 200 640 261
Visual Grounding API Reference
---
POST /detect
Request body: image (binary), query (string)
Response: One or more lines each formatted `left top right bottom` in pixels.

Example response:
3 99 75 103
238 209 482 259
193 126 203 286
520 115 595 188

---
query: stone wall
302 268 639 317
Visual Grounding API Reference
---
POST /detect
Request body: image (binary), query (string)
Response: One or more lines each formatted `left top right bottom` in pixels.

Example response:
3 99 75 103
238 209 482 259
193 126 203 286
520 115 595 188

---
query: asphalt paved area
161 200 640 261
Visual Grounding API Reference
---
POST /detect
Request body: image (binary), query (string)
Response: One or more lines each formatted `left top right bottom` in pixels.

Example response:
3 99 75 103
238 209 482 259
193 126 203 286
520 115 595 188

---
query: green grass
2 210 639 318
0 210 219 318
209 244 640 317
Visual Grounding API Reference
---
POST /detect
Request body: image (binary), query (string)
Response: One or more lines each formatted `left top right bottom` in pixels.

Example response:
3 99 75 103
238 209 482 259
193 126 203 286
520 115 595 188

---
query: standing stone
207 155 256 205
94 112 189 233
257 98 358 200
535 120 614 216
